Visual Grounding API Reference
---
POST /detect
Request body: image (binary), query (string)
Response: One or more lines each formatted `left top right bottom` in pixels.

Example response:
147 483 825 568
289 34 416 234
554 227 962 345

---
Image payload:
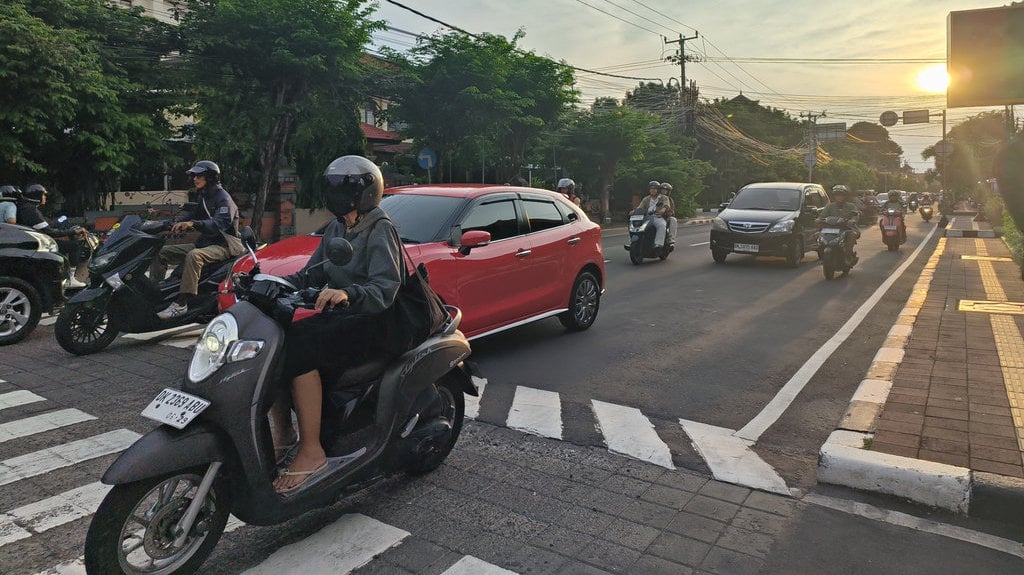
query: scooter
909 198 919 212
83 231 476 574
879 208 906 252
919 205 934 222
624 206 673 264
54 214 238 355
817 216 858 280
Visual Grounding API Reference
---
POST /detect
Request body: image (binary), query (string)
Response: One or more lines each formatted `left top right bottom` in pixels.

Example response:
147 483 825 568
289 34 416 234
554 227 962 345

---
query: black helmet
323 155 383 216
0 185 19 202
659 182 673 192
186 160 221 183
21 184 47 203
648 180 660 189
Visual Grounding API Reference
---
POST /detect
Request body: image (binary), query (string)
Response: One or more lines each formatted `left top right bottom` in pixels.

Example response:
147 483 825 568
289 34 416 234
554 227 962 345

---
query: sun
916 64 949 93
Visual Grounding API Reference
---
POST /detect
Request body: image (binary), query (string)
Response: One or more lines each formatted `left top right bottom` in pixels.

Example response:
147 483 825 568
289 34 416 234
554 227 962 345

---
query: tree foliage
922 110 1009 208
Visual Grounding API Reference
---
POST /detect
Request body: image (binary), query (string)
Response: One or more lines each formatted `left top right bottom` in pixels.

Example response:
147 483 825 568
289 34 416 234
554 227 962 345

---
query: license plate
141 388 210 429
883 225 897 230
821 228 841 234
734 243 759 253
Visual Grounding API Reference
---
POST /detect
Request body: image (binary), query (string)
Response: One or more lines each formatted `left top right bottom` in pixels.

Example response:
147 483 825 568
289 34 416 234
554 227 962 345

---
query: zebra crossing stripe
121 325 204 342
506 386 562 440
441 555 518 574
0 482 110 548
37 315 58 327
0 409 96 444
591 400 675 469
0 390 46 412
0 429 141 488
32 558 83 575
241 513 409 574
464 376 487 420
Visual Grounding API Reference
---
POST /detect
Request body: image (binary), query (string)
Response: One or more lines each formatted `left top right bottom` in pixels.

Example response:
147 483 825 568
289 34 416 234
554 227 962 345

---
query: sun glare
916 64 949 93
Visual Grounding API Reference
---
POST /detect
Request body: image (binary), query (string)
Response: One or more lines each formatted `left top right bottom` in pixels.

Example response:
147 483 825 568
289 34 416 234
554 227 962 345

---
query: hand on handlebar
314 288 349 312
171 221 194 234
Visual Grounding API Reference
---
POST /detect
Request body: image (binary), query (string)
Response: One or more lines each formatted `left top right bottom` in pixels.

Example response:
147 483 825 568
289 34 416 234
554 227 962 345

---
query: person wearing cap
152 160 242 319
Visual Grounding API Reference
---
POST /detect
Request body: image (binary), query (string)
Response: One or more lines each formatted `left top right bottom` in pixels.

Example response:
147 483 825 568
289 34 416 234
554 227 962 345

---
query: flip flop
275 460 328 494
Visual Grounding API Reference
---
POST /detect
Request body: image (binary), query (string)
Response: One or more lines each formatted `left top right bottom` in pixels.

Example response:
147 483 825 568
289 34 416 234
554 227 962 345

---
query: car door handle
515 250 532 258
567 237 581 245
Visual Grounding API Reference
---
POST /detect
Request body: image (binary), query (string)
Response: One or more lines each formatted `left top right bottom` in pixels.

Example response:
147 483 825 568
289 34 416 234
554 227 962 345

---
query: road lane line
464 376 487 420
241 513 408 574
0 429 141 487
690 241 710 247
0 390 46 412
506 386 562 439
0 409 96 444
441 555 518 575
592 400 674 469
736 224 938 441
0 482 110 547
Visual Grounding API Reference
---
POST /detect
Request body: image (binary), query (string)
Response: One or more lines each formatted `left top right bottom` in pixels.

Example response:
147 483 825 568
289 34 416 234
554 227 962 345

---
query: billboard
947 5 1024 108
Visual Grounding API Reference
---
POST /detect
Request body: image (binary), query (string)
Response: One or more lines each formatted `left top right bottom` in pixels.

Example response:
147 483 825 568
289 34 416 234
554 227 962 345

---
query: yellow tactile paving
961 255 1015 262
959 300 1024 315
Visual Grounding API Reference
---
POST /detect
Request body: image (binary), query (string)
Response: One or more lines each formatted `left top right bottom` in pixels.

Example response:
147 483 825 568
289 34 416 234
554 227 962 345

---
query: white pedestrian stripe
442 555 519 575
0 429 141 487
464 376 487 420
37 315 58 327
32 558 84 575
242 513 409 575
0 409 96 444
506 385 562 440
592 400 674 469
0 390 46 412
122 325 204 344
680 419 792 495
0 482 110 547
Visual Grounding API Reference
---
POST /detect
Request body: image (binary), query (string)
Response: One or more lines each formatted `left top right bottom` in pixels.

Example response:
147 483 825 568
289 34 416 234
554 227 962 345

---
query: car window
380 193 463 244
555 201 580 222
523 199 565 232
460 199 520 241
730 187 802 211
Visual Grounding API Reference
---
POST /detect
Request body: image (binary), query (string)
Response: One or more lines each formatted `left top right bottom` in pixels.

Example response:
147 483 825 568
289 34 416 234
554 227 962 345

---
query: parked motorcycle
54 214 239 355
919 205 934 222
624 207 673 264
83 231 476 574
817 216 858 280
879 208 906 252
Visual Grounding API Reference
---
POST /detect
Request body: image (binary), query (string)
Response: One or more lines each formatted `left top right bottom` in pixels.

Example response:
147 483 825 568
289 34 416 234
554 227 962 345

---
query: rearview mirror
241 227 256 251
458 230 491 255
325 237 354 266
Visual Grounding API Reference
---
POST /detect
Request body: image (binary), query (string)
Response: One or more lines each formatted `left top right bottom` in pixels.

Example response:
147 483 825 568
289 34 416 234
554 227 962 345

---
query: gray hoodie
284 207 403 315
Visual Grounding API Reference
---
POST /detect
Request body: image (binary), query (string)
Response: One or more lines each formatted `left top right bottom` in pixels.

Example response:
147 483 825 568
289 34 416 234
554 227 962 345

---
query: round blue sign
417 148 437 170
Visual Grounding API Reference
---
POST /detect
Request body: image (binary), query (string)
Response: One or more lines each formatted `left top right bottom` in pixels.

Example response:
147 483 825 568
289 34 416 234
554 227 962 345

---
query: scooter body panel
101 422 233 485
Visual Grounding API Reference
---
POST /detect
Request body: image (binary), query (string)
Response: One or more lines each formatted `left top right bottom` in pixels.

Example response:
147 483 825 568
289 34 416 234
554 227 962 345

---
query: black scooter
54 214 237 355
83 231 476 574
817 215 858 280
624 206 673 264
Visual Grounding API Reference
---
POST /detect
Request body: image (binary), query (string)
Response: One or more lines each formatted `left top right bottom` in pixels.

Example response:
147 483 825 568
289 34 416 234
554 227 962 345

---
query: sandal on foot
275 460 328 494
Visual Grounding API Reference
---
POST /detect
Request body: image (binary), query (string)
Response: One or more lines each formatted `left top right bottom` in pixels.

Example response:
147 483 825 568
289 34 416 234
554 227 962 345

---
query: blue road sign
417 148 437 170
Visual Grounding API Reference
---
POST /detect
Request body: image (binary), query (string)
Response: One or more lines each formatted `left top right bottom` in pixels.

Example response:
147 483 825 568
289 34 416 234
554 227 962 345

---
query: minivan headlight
26 231 59 253
712 217 728 230
769 219 795 233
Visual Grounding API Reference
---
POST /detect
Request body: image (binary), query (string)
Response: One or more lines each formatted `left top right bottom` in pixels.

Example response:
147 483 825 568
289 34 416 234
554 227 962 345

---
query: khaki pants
150 243 231 296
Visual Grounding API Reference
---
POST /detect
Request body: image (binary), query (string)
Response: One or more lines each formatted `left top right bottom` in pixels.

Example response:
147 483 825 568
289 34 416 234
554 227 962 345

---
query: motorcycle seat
333 356 390 388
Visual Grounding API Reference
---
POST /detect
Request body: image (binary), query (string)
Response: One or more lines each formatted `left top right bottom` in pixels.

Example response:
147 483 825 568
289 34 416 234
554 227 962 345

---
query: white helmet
557 178 575 194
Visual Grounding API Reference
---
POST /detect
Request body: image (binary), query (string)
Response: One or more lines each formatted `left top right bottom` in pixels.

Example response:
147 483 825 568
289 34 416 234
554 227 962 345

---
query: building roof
361 122 403 142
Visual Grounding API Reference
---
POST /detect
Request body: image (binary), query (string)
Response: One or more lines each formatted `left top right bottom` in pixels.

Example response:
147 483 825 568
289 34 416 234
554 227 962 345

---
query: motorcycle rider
15 184 90 288
153 161 242 320
270 155 404 493
878 190 907 241
636 181 671 249
659 181 679 244
0 185 18 224
818 185 860 261
556 177 578 204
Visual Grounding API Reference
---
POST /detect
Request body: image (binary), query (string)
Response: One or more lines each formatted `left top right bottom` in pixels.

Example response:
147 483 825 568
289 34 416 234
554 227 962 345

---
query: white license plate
821 228 841 234
141 388 210 429
883 225 897 230
734 243 759 253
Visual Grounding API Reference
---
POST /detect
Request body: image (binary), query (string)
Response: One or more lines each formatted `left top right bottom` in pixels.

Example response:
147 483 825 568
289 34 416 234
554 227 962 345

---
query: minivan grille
727 221 770 233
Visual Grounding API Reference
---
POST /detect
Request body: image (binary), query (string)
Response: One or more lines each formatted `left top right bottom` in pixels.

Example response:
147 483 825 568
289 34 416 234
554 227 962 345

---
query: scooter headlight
712 217 728 231
189 313 239 382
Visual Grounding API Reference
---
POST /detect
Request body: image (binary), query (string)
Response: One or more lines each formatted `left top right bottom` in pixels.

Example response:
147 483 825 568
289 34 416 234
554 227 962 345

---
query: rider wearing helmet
636 180 672 248
154 160 242 319
0 185 18 224
557 178 577 202
271 155 404 493
879 190 907 241
818 185 861 259
659 182 678 244
15 184 92 288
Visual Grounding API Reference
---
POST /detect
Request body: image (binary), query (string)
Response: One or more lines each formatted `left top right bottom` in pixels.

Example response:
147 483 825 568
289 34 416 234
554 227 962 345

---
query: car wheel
559 271 600 331
0 277 42 346
712 249 727 264
786 237 803 268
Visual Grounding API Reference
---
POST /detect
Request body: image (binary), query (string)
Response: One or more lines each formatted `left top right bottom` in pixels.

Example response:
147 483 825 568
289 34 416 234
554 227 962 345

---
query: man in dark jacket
15 184 91 288
153 160 242 319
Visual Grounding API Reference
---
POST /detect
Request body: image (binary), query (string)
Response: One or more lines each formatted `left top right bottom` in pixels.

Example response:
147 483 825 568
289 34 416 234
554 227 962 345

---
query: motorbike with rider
625 181 675 263
816 185 860 280
15 184 95 289
878 190 907 250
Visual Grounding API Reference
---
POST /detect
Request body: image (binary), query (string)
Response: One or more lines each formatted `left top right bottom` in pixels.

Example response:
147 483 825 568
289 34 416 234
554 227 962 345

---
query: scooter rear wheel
405 374 465 475
84 468 230 575
55 301 120 355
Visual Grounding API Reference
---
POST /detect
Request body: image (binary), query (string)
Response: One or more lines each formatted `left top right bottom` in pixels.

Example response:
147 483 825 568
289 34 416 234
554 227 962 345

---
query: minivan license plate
734 243 759 253
141 388 210 430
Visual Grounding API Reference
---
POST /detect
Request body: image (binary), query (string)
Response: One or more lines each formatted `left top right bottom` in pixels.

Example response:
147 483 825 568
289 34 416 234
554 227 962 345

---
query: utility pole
665 32 699 134
800 111 826 181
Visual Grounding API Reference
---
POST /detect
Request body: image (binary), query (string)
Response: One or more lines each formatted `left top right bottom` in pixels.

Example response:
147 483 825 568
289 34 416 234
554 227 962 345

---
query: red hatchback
219 185 605 339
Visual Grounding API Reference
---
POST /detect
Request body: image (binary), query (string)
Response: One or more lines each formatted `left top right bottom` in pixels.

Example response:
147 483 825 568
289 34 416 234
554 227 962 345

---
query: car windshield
380 193 463 244
729 187 802 211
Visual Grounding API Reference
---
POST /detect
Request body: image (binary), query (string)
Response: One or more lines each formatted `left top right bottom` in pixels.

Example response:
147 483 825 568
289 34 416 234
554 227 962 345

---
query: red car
219 185 605 339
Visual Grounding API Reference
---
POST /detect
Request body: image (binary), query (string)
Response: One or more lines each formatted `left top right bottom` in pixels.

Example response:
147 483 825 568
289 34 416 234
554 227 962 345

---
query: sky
370 0 1011 174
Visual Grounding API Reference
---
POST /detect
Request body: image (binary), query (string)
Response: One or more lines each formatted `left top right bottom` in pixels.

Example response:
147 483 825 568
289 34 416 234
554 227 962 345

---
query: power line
568 0 663 37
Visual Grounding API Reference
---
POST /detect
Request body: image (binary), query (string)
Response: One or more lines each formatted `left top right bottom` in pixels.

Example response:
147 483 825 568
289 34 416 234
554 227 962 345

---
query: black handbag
378 221 447 354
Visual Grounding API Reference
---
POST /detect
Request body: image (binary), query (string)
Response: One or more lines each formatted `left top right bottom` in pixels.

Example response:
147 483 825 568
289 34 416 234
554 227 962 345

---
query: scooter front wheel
55 301 120 355
629 241 643 265
84 468 230 575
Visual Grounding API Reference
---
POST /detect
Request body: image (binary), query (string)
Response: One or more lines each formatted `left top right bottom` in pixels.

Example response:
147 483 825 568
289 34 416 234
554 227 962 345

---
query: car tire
786 237 803 268
559 271 600 332
0 277 43 346
712 249 727 264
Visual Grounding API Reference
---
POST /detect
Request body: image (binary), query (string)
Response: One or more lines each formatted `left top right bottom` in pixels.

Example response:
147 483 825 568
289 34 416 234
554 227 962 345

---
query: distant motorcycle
909 198 919 212
624 207 673 264
919 205 934 222
817 216 858 280
879 208 906 252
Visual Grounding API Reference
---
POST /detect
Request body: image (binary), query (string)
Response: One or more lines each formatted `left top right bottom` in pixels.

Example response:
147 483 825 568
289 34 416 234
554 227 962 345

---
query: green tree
182 0 380 237
821 122 902 172
922 110 1008 209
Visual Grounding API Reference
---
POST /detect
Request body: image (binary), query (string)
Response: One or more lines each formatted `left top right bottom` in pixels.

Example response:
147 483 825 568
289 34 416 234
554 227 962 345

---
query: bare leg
268 400 297 457
273 370 327 491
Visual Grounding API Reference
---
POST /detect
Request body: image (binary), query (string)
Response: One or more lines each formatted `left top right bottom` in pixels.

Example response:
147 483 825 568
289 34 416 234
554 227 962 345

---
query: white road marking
0 409 96 444
506 386 562 440
32 558 84 575
0 390 46 412
591 400 674 469
0 482 110 547
38 315 58 326
736 224 939 441
464 376 487 420
690 241 710 247
804 493 1024 559
242 513 408 574
0 429 140 487
441 555 519 575
680 419 792 495
121 325 203 341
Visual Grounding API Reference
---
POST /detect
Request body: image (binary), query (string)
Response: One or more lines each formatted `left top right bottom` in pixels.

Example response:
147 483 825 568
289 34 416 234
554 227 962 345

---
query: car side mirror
325 237 354 266
458 230 491 255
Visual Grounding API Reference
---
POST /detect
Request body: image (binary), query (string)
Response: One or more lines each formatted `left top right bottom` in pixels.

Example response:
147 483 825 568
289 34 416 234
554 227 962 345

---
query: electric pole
800 111 826 181
665 32 699 134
